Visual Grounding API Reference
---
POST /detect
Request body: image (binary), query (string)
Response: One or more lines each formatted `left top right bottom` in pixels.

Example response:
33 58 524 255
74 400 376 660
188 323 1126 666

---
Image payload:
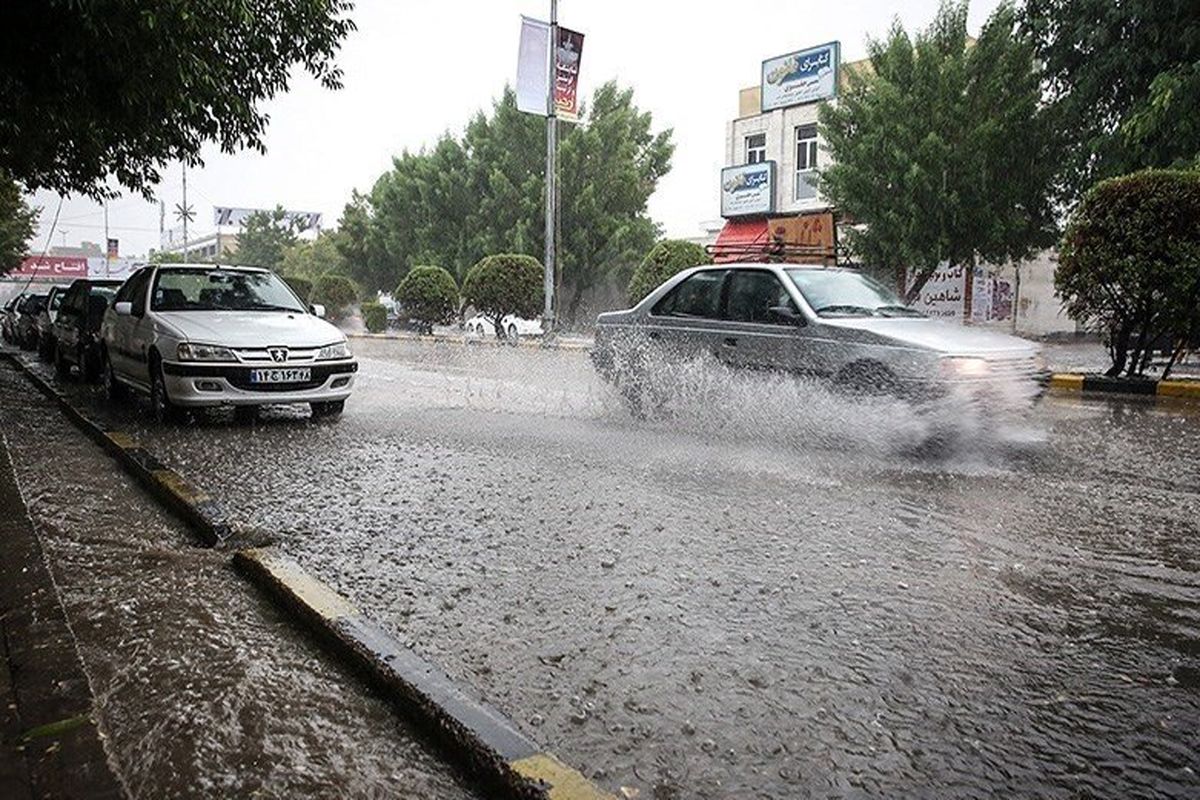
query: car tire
54 343 70 378
310 400 345 419
149 359 183 424
102 349 127 401
80 347 99 383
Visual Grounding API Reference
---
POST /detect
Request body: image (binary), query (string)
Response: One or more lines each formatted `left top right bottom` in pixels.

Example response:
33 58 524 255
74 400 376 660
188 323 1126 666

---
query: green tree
312 273 358 320
359 301 387 333
627 239 708 303
395 265 459 335
0 1 354 199
340 82 673 324
149 249 214 264
283 276 313 304
280 232 348 281
0 171 36 276
237 207 298 270
460 254 541 339
819 1 1058 300
1021 0 1200 203
1056 169 1200 378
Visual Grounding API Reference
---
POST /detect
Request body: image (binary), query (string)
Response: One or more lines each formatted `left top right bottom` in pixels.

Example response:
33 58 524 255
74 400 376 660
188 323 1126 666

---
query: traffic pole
542 0 557 337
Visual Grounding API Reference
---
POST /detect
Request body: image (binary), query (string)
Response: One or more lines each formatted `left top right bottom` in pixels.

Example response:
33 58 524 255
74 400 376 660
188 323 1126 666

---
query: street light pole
542 0 557 337
181 164 190 261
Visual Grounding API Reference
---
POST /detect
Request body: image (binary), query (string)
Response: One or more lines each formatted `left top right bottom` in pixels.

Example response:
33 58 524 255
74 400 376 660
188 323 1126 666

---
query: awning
710 219 770 263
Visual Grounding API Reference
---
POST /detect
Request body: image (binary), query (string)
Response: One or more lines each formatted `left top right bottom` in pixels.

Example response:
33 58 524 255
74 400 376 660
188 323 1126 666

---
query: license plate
248 368 311 384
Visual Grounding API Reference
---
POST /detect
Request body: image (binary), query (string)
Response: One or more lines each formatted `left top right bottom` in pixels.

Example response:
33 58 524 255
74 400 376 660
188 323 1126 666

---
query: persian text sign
213 207 322 231
768 212 834 252
761 42 839 111
721 162 776 218
554 27 584 121
912 264 966 320
11 255 88 279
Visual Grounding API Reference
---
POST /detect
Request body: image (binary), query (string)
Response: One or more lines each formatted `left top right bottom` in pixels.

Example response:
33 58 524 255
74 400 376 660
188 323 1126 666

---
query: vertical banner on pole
554 27 584 122
516 16 550 115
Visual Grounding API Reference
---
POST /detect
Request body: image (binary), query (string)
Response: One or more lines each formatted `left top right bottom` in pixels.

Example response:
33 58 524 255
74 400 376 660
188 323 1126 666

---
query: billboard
761 42 839 112
213 207 322 231
721 162 776 218
912 264 966 320
554 26 584 121
9 255 89 280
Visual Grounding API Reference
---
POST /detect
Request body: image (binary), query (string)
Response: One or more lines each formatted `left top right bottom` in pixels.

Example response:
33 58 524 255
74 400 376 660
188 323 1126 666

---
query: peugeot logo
268 347 288 363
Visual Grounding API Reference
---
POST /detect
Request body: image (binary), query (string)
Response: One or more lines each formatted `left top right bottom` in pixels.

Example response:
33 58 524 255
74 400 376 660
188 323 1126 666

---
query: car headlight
939 356 989 378
177 342 237 362
316 341 351 360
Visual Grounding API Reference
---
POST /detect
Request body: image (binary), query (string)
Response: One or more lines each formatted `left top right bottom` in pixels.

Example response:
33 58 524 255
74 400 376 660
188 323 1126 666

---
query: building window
745 133 767 164
795 124 818 200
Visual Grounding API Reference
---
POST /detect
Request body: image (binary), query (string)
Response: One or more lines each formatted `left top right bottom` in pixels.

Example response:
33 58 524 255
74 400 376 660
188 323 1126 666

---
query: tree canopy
627 240 708 303
281 232 348 280
460 254 542 338
818 1 1058 299
339 82 673 322
395 266 459 334
0 171 37 275
236 207 299 270
0 1 355 200
1021 0 1200 203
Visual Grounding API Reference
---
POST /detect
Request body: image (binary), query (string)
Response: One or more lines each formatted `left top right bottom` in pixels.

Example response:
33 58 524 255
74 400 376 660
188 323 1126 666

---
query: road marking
1049 373 1085 391
1158 380 1200 400
512 753 616 800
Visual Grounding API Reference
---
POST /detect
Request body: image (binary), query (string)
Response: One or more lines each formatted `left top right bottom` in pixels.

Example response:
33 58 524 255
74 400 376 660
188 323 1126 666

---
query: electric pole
542 0 558 337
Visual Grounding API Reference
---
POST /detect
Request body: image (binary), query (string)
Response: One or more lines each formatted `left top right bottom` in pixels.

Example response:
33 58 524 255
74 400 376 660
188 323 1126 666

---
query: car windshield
786 269 924 318
151 268 307 312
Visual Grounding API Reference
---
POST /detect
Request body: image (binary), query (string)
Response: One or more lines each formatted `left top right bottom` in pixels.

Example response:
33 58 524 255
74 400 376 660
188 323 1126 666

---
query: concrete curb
234 548 613 800
1048 372 1200 400
346 331 592 352
0 353 235 547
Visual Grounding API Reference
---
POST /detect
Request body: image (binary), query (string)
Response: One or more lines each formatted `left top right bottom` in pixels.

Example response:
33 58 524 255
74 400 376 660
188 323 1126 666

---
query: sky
30 0 1004 258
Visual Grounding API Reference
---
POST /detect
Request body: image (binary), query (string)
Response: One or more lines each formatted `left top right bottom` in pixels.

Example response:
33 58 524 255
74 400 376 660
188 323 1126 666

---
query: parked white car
100 263 357 421
464 313 543 340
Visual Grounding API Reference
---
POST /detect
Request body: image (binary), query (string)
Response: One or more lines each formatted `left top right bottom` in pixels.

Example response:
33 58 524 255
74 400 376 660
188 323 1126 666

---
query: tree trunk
1106 323 1131 378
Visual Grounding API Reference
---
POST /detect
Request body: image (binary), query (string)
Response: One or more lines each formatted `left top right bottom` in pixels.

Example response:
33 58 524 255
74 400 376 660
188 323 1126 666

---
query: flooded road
18 339 1200 799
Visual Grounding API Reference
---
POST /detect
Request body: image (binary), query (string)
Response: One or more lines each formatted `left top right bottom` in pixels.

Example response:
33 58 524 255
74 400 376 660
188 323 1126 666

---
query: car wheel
102 350 127 401
54 343 70 378
310 400 345 419
149 359 183 423
80 347 98 383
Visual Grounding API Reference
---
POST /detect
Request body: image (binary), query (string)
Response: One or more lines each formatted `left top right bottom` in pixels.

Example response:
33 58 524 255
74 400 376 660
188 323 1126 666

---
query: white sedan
100 263 357 421
464 313 543 341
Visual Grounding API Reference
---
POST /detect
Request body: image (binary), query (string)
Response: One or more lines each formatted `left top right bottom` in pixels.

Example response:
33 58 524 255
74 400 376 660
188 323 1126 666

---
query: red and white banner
10 255 88 280
516 16 584 122
554 27 584 122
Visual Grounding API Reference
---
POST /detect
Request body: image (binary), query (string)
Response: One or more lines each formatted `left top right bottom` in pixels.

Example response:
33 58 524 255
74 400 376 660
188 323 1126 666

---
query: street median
1048 372 1200 401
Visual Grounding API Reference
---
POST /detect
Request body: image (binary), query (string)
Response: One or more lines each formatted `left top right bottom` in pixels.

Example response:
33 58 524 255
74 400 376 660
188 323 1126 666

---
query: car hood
155 311 344 348
821 316 1038 356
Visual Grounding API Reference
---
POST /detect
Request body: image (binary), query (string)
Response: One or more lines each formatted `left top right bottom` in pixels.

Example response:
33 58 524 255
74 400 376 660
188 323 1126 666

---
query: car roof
153 262 269 272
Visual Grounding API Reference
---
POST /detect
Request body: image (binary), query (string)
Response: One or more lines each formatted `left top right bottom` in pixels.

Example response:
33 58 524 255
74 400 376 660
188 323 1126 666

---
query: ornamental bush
627 239 708 303
283 275 313 304
395 265 459 335
360 301 387 333
312 273 359 320
460 253 542 338
1057 169 1200 378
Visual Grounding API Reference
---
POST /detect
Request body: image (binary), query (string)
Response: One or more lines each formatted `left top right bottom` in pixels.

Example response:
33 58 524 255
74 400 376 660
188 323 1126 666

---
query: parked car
591 263 1047 415
464 313 544 340
1 293 27 343
35 284 72 360
100 263 357 421
14 293 48 350
52 279 123 381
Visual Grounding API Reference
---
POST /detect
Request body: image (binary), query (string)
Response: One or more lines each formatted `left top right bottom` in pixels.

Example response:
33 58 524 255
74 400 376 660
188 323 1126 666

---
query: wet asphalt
11 338 1200 799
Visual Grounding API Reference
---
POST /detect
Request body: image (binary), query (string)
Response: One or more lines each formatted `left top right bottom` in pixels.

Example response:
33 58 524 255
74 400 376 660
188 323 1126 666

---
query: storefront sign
10 255 88 280
912 264 966 320
721 162 776 218
767 212 834 253
762 42 839 111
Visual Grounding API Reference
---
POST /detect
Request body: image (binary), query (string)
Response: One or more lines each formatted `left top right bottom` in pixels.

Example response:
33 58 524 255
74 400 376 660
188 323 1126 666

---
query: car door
718 269 806 374
643 269 730 365
108 268 151 381
54 284 84 356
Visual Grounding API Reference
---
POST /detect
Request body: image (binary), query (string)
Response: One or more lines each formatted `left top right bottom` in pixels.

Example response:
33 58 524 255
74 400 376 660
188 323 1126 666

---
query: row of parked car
2 263 358 422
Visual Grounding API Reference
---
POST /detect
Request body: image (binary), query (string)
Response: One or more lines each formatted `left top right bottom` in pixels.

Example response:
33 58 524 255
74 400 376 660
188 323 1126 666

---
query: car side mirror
113 301 133 316
310 303 326 318
769 305 804 326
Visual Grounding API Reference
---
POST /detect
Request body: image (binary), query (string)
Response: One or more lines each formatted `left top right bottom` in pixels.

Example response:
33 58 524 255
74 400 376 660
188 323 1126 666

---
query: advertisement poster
554 27 584 121
912 264 966 320
761 42 839 111
516 18 584 122
720 162 776 218
213 207 321 231
9 255 88 280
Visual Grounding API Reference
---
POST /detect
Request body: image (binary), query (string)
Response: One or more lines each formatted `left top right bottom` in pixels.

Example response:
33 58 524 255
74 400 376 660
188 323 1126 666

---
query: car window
652 270 728 319
48 288 65 311
786 269 924 318
151 268 307 312
725 270 795 324
58 285 81 316
114 269 150 309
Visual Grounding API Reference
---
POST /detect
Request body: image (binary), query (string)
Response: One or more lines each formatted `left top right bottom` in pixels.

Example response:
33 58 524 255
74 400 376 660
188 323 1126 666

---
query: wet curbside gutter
1048 372 1200 401
234 548 613 800
345 332 593 352
0 353 234 547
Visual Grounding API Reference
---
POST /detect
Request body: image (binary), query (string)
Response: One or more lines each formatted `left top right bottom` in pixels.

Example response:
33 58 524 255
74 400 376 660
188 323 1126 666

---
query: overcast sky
30 0 1003 258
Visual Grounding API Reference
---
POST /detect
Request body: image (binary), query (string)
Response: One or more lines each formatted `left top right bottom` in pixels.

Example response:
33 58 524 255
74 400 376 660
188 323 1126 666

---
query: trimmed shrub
312 273 359 319
460 253 542 338
395 265 459 335
1057 169 1200 378
360 301 387 333
283 275 313 304
627 239 709 303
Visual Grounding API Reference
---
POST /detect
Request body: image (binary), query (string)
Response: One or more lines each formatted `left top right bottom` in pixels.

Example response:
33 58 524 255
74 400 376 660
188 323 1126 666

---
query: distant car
52 279 123 381
464 313 544 341
100 263 357 421
35 284 72 360
1 293 27 343
14 294 48 350
591 263 1048 415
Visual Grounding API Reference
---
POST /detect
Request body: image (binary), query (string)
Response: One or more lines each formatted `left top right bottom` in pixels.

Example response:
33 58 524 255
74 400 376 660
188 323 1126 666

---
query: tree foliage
237 207 298 270
395 265 459 335
339 82 673 321
0 171 36 276
360 300 387 333
280 232 348 281
283 275 313 304
1056 169 1200 378
312 273 358 319
460 254 542 338
0 1 355 199
819 1 1057 299
1021 0 1200 203
627 239 708 303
